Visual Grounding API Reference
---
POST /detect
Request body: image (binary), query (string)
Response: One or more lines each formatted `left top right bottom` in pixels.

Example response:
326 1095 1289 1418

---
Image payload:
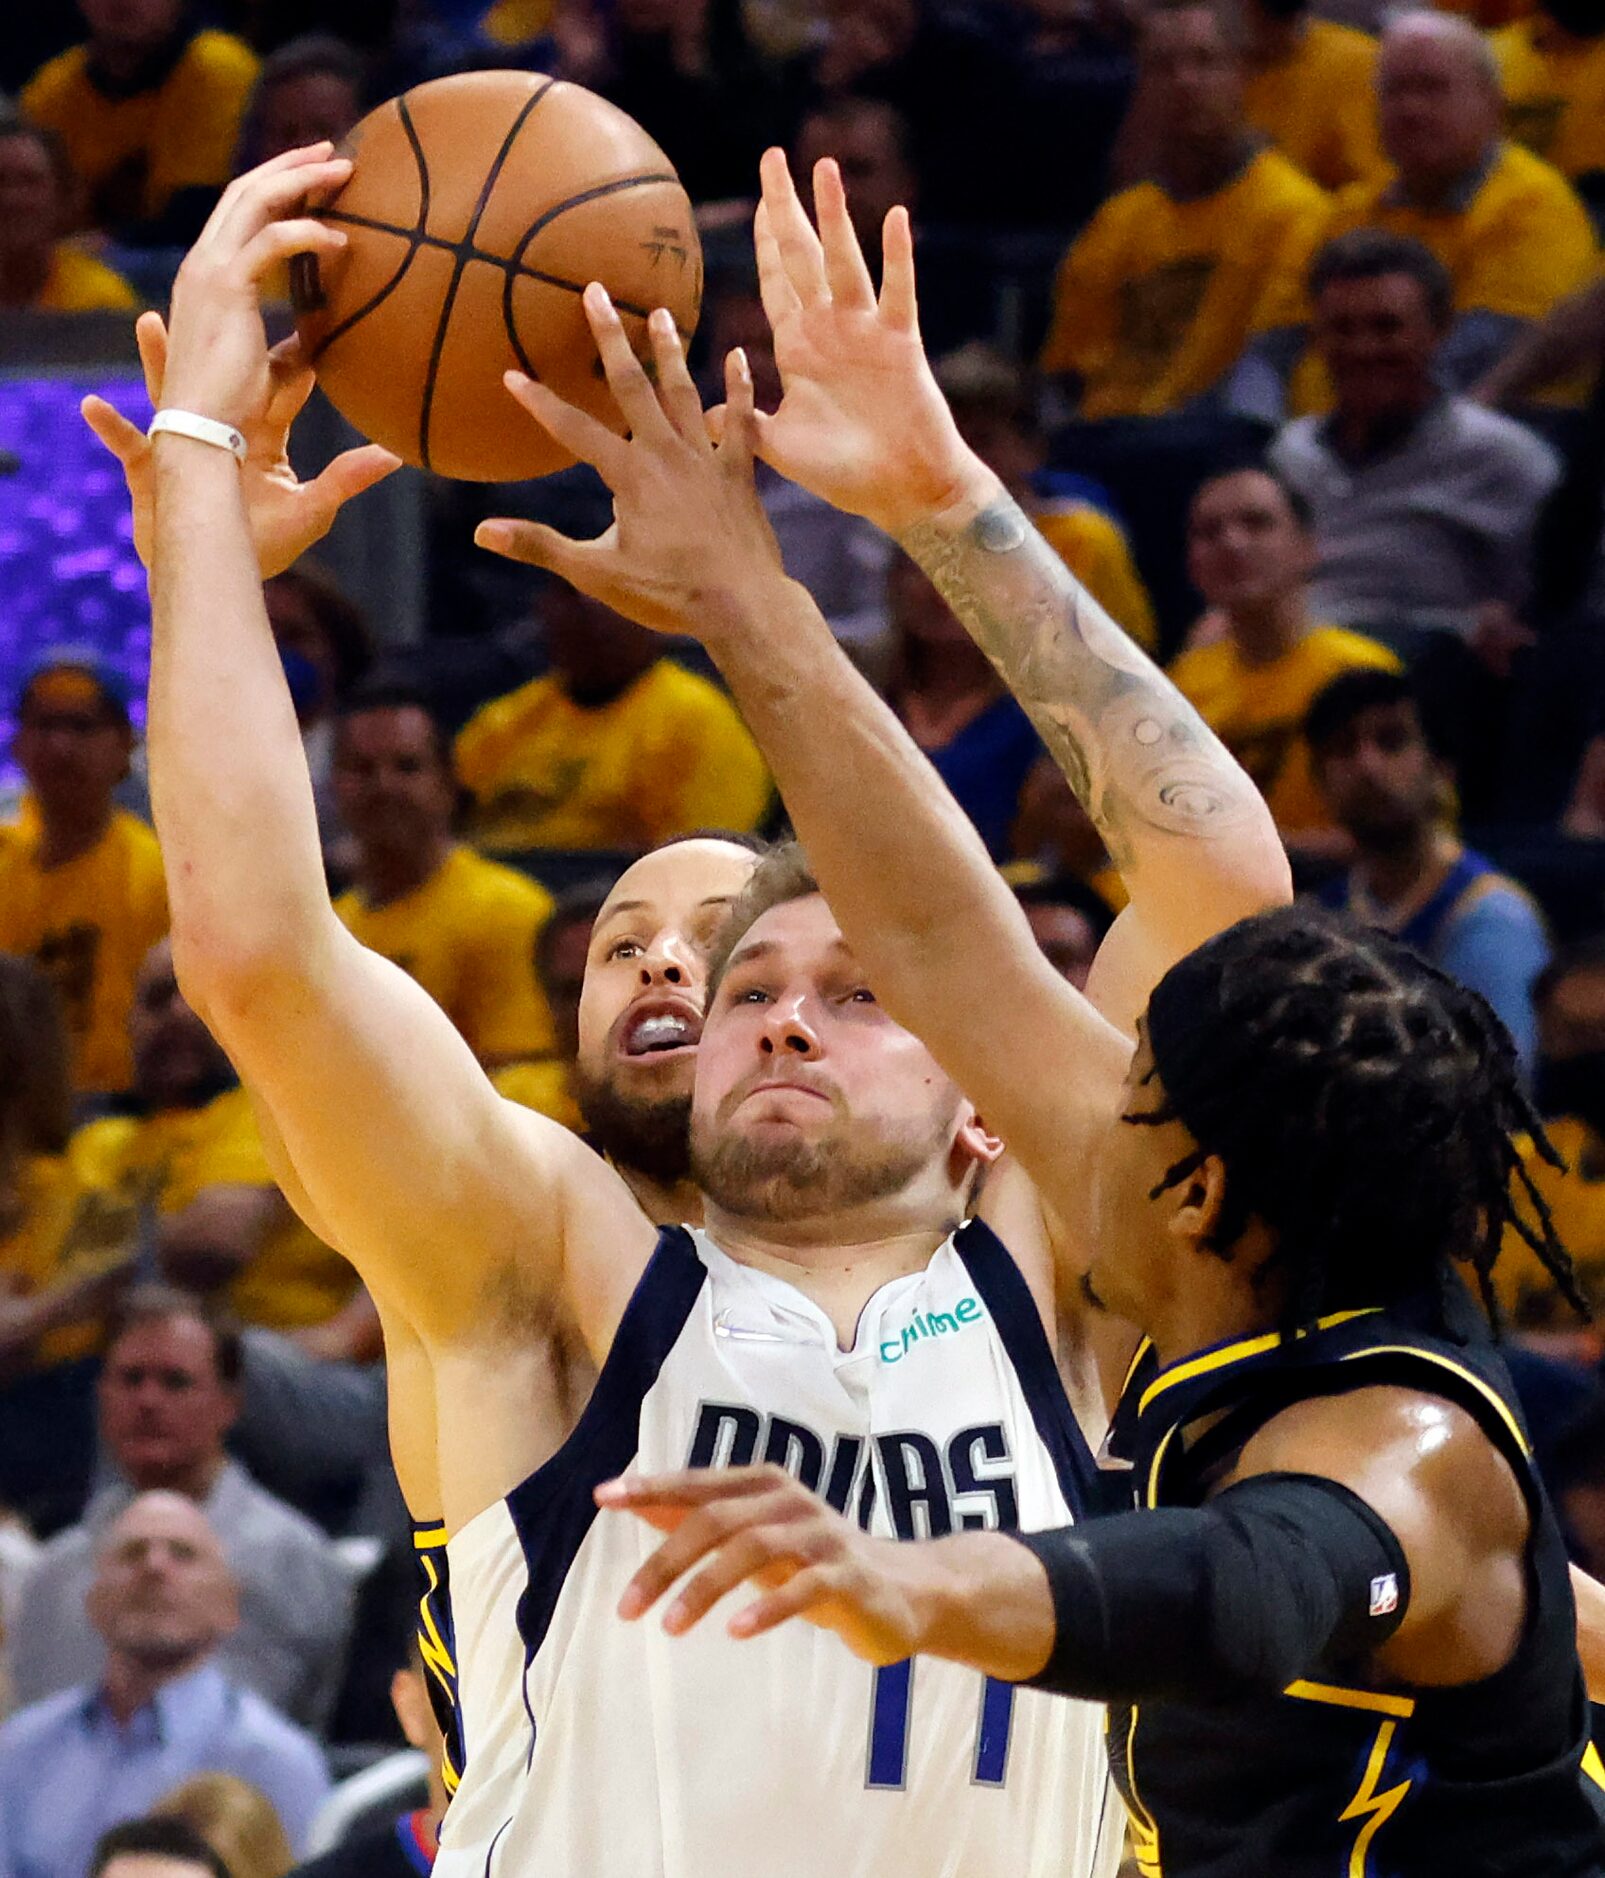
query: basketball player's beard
691 1111 953 1225
573 1065 693 1188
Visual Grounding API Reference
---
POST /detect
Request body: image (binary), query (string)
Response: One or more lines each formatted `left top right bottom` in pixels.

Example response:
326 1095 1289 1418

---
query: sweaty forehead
598 841 759 927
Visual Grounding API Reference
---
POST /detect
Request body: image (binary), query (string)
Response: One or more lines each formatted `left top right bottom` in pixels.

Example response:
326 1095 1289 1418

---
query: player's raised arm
479 284 1132 1228
141 148 647 1356
749 151 1290 1035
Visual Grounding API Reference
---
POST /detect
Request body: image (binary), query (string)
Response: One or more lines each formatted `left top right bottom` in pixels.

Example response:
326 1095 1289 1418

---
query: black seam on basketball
417 78 555 472
502 172 685 367
306 91 432 365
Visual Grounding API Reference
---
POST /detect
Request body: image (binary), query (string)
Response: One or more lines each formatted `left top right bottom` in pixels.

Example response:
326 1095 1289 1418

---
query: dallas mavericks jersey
435 1221 1123 1878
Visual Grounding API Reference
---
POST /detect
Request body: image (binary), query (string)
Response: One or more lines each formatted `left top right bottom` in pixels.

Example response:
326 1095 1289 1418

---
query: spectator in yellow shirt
456 583 773 852
0 658 168 1097
233 35 366 174
0 119 140 313
332 687 558 1069
1241 0 1386 192
1283 10 1598 405
1038 0 1330 418
1169 464 1400 855
1493 0 1605 208
22 0 259 243
72 939 358 1336
932 344 1158 656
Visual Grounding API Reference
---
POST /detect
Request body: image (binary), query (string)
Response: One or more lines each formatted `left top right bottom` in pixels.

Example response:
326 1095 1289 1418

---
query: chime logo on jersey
687 1401 1020 1538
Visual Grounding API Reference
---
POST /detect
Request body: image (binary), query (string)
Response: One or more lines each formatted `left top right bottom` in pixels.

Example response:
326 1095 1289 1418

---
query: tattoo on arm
899 494 1258 872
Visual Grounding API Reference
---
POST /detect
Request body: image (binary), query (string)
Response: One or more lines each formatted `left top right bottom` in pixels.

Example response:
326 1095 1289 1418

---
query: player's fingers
662 1527 813 1637
753 199 802 333
647 307 707 450
728 1564 846 1641
597 1466 790 1512
877 206 920 335
235 220 346 291
80 396 148 468
474 518 611 586
207 152 350 251
304 445 404 527
758 146 828 307
716 348 757 480
134 311 169 407
614 1489 802 1620
584 284 676 448
813 159 876 312
502 368 630 482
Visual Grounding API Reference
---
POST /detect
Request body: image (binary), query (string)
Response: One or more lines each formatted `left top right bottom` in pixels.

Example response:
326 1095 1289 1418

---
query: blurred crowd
4 0 1605 1868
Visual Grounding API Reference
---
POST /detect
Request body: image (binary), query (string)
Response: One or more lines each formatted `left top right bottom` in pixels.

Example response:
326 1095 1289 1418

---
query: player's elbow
169 917 312 1039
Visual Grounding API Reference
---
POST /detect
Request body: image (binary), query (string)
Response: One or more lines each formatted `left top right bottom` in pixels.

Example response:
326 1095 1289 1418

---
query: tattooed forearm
899 493 1261 870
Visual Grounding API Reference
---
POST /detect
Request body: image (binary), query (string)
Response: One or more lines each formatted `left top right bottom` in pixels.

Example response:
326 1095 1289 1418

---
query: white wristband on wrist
147 409 248 462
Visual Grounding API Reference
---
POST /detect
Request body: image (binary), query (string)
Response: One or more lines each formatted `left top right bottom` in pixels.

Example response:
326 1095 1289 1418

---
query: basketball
292 71 703 483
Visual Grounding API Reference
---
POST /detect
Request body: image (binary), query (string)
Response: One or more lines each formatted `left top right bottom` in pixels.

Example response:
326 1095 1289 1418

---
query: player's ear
955 1106 1006 1168
1168 1153 1227 1249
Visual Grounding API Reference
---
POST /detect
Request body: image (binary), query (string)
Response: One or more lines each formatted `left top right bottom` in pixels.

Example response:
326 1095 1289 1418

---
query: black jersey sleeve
1010 1471 1411 1704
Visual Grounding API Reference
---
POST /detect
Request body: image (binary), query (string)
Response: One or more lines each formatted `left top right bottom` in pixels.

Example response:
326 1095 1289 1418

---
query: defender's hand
83 310 400 579
596 1464 932 1665
476 284 787 639
743 148 992 536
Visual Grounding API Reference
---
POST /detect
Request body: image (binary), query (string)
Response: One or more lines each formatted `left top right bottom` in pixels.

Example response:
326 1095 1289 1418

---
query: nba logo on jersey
1369 1572 1400 1617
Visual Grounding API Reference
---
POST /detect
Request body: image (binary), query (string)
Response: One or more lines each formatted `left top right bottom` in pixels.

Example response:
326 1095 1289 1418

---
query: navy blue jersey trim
954 1218 1102 1517
508 1226 707 1667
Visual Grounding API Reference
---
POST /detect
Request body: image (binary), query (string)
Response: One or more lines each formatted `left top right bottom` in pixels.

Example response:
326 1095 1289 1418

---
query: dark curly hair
1135 903 1583 1337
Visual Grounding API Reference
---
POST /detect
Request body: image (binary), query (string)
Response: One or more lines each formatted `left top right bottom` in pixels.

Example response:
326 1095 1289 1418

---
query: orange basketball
293 71 703 482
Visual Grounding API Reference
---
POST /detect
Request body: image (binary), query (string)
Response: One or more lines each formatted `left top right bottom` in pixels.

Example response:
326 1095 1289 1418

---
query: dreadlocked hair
1135 903 1585 1339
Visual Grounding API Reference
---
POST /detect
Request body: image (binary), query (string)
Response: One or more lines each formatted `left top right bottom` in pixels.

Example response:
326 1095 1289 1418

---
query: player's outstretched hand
740 148 991 536
476 283 786 637
83 308 400 580
596 1464 930 1665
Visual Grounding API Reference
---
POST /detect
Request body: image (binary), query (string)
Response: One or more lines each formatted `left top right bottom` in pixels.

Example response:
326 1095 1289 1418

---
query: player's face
692 895 983 1226
333 707 456 857
574 841 759 1177
1085 1031 1201 1331
1186 470 1313 614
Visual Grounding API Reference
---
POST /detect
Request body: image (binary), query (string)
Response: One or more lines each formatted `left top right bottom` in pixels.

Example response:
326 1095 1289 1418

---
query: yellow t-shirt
1039 148 1331 418
1501 1117 1605 1328
1243 21 1386 193
1288 141 1599 410
22 29 259 225
0 808 168 1096
456 661 773 853
481 0 558 43
335 845 556 1065
492 1057 583 1132
71 1088 356 1332
1167 627 1401 833
1494 18 1605 185
35 244 141 312
1034 502 1159 656
0 1153 133 1369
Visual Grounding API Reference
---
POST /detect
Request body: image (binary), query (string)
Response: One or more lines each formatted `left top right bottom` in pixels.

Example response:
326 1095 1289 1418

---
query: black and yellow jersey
1103 1283 1605 1878
413 1521 464 1797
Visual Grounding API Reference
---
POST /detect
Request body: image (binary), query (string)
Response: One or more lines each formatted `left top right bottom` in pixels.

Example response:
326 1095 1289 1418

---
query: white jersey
437 1221 1123 1878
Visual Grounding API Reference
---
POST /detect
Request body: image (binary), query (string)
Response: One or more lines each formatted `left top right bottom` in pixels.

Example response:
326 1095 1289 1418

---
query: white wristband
148 409 248 462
